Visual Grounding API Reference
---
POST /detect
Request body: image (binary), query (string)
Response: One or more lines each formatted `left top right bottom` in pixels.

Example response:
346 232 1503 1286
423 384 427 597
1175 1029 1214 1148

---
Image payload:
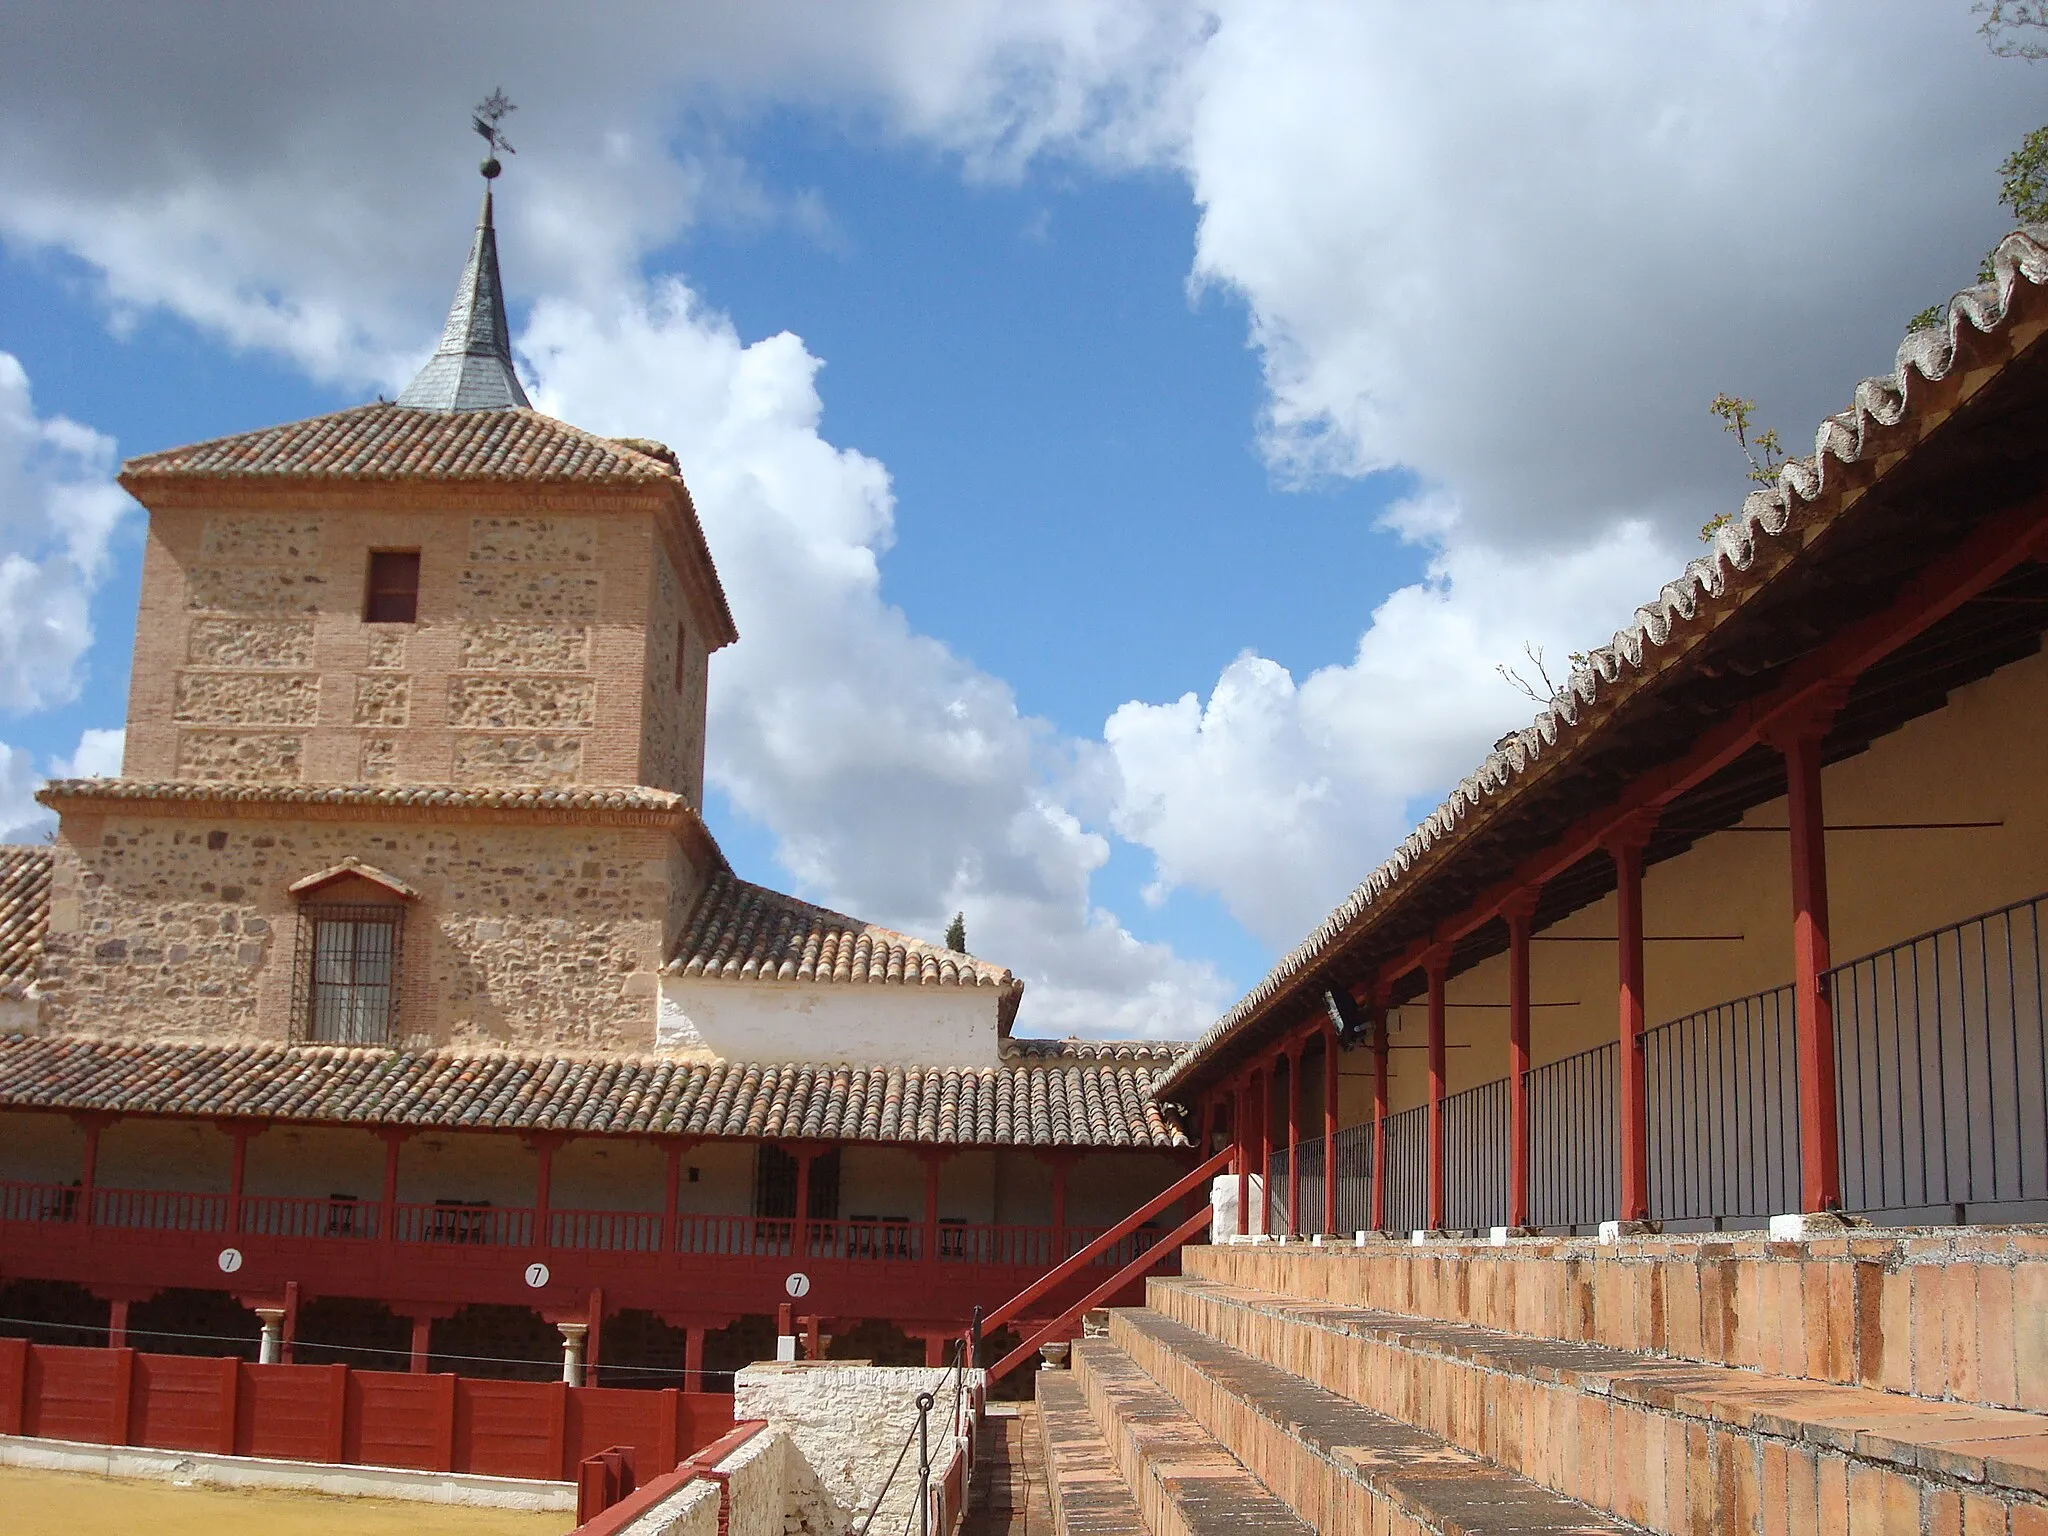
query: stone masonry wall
734 1363 977 1534
122 487 714 797
638 548 706 804
38 809 708 1050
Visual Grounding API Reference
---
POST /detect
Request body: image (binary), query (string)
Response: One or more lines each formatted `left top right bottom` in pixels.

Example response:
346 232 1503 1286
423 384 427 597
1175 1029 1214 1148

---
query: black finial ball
481 157 502 180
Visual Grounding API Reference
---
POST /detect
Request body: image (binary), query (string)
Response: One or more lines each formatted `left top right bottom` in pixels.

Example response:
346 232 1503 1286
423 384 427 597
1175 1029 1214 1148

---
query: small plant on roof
1700 393 1787 542
945 911 967 954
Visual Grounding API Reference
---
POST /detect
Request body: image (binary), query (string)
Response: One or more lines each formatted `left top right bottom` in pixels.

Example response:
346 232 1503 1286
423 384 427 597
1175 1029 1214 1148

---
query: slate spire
396 187 531 412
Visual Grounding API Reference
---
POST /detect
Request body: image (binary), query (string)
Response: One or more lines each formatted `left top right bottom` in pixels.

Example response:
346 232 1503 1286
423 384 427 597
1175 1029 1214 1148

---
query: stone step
1184 1229 2048 1413
968 1404 1055 1535
1063 1341 1316 1536
1101 1313 1636 1535
1149 1274 2048 1533
1034 1370 1150 1536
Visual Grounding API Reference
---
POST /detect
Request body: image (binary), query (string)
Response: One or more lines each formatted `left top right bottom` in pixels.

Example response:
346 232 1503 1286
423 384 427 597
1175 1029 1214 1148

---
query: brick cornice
38 778 726 865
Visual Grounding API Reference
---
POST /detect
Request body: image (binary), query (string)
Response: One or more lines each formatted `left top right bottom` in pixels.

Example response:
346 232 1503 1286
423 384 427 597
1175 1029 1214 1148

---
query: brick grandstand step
1148 1274 2048 1533
1063 1342 1317 1536
1101 1314 1635 1535
1034 1370 1158 1536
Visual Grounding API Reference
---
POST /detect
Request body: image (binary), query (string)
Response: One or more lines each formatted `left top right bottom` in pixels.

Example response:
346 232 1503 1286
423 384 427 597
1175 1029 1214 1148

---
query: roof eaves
1158 224 2048 1101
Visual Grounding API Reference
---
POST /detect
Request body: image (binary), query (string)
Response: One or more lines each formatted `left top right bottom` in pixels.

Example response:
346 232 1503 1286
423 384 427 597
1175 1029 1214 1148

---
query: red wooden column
791 1148 814 1258
1234 1078 1250 1236
1608 822 1654 1224
1321 1019 1340 1237
1284 1039 1303 1236
1255 1063 1273 1234
376 1130 403 1253
1502 890 1539 1231
1049 1155 1071 1254
226 1121 258 1236
74 1113 108 1225
661 1141 683 1256
409 1315 432 1373
532 1135 558 1250
107 1297 130 1348
1424 950 1450 1232
1370 998 1390 1232
684 1324 706 1393
921 1153 943 1263
1774 715 1845 1212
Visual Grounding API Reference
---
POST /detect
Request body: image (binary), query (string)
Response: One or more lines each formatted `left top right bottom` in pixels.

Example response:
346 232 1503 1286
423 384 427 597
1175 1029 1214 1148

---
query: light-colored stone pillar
558 1322 588 1387
256 1307 286 1366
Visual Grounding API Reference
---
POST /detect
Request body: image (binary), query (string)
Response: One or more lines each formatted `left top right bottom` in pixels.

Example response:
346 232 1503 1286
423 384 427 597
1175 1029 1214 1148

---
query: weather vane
473 89 517 180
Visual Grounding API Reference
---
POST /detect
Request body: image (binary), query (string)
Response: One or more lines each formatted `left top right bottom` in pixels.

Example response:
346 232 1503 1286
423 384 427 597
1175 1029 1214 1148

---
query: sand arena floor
2 1464 575 1536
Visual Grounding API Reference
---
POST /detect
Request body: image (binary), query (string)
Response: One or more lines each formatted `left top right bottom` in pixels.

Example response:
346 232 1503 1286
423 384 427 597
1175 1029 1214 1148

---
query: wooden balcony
0 1184 1171 1327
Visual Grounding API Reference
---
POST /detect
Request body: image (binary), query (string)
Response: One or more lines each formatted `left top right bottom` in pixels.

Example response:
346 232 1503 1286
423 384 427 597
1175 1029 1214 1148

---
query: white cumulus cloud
521 282 1229 1036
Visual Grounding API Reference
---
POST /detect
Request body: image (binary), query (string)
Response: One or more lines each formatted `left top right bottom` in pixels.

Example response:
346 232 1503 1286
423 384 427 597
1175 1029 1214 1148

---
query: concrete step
1104 1309 1636 1536
1034 1371 1150 1536
1061 1342 1314 1536
1185 1229 2048 1413
1149 1274 2048 1533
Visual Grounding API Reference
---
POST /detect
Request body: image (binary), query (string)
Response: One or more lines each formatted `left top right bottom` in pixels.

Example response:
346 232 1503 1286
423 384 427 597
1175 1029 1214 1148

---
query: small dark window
752 1146 841 1219
294 905 404 1044
674 623 688 692
364 551 420 624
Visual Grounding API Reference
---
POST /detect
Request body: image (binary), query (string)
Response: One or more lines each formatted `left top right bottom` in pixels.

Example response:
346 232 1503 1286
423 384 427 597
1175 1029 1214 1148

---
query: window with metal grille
363 550 420 623
292 905 404 1044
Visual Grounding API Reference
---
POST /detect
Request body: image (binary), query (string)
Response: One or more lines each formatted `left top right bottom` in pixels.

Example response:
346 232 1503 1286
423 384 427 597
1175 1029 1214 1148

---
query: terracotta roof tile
1160 225 2048 1099
672 873 1022 1024
120 405 678 484
0 847 51 990
0 1035 1188 1149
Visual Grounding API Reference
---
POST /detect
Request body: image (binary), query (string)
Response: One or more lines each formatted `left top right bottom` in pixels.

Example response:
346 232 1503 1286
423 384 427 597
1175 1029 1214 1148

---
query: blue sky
0 3 2038 1037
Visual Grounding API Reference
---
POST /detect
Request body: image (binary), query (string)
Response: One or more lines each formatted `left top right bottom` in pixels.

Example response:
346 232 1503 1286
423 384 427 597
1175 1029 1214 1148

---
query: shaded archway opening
699 1314 774 1392
430 1303 557 1381
0 1279 107 1348
294 1295 411 1372
130 1288 259 1360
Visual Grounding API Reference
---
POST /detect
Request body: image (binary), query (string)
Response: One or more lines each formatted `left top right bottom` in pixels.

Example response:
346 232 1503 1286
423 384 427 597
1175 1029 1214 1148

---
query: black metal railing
1644 985 1800 1226
1442 1076 1510 1232
1832 892 2048 1221
1291 1138 1325 1235
1330 1121 1375 1234
1266 1145 1289 1233
1527 1039 1616 1233
1382 1104 1429 1234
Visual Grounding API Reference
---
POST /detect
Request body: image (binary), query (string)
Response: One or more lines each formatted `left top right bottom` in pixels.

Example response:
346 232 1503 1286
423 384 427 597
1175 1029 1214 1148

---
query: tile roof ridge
118 402 680 481
669 869 1018 990
1161 223 2048 1098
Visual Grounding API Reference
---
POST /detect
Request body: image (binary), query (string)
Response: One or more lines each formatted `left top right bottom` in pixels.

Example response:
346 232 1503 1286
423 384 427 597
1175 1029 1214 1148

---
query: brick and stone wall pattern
121 493 703 791
638 549 707 806
38 813 677 1049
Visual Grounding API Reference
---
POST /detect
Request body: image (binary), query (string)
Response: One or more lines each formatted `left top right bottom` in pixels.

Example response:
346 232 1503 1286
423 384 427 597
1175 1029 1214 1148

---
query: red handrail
988 1203 1215 1382
980 1143 1232 1336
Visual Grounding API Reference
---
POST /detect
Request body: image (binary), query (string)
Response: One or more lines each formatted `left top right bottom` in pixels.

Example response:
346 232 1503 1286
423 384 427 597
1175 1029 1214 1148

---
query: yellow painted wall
1338 640 2048 1122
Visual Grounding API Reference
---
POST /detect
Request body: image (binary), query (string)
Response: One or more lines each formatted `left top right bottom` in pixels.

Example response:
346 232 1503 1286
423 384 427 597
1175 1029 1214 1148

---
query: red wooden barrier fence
0 1338 733 1483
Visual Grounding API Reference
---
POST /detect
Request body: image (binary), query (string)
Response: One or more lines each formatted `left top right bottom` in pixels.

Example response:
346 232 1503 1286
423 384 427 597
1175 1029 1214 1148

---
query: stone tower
34 187 736 1052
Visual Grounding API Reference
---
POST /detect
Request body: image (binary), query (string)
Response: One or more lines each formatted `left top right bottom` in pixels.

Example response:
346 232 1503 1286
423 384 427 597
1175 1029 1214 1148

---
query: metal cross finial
473 89 517 180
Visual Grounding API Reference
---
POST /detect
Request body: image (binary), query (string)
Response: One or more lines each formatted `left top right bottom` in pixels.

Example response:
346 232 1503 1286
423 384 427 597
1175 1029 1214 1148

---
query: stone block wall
1186 1228 2048 1412
121 489 716 804
639 544 708 805
37 807 708 1049
734 1362 979 1533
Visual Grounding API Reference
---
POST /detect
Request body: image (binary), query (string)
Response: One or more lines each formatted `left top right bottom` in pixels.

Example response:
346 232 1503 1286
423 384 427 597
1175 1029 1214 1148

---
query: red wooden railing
0 1184 1166 1273
978 1144 1233 1384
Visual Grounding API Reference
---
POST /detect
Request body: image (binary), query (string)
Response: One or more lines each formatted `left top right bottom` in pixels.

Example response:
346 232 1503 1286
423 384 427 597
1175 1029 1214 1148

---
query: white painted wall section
658 976 1003 1068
